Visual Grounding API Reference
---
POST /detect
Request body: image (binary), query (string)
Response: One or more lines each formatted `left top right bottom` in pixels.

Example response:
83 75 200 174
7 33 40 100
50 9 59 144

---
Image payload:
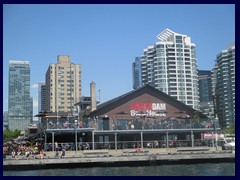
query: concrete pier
3 148 235 171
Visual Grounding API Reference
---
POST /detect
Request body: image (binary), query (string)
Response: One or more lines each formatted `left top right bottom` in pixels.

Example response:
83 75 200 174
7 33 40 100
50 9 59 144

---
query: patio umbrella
20 141 28 145
37 138 44 141
6 141 12 145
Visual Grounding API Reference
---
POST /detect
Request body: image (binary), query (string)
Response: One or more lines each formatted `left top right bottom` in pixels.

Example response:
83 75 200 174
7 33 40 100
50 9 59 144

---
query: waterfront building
42 85 216 151
8 61 32 130
132 57 142 89
45 55 82 115
89 85 206 131
134 28 199 110
198 70 214 119
212 44 235 128
38 82 46 113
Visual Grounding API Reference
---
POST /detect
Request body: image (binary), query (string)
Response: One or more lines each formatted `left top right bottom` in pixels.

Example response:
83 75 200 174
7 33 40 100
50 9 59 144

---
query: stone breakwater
3 149 235 171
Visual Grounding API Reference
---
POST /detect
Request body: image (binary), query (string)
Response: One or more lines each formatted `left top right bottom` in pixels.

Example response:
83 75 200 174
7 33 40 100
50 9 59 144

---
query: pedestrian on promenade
40 149 44 159
60 148 65 159
55 148 59 159
17 149 21 160
11 149 16 159
25 148 30 159
86 143 90 150
55 142 58 151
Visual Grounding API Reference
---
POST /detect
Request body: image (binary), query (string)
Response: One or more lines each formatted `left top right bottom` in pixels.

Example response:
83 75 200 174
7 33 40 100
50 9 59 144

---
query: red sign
130 102 166 111
131 103 152 110
201 133 223 139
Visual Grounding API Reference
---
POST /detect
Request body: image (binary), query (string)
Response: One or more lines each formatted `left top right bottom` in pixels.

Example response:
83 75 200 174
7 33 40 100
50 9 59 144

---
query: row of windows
156 44 192 49
50 106 73 109
169 82 194 86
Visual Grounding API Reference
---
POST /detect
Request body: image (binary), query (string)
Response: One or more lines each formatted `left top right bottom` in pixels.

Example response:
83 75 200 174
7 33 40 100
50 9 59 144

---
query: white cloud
31 84 38 89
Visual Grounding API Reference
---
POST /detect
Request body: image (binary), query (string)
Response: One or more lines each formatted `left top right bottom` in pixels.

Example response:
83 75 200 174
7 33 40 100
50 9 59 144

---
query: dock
3 148 235 171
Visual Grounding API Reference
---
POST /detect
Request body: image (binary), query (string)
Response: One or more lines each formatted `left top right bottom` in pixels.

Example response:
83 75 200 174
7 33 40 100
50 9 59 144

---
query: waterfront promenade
3 147 235 171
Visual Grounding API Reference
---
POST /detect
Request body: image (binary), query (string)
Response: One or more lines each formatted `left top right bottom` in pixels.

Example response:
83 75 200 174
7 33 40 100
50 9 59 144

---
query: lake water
3 163 235 176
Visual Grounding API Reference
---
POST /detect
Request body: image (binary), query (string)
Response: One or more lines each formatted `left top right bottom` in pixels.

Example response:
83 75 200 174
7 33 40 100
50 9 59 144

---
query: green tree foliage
221 124 235 134
3 129 21 142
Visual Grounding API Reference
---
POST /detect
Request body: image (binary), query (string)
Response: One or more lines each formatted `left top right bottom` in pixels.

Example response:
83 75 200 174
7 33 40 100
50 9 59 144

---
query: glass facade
8 61 32 130
198 70 212 103
38 82 46 113
132 57 142 89
212 44 235 128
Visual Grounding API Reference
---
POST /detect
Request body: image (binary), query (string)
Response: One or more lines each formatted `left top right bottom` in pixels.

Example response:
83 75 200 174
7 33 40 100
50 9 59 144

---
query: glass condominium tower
38 82 46 112
212 44 235 128
132 57 142 89
135 29 199 110
8 61 32 130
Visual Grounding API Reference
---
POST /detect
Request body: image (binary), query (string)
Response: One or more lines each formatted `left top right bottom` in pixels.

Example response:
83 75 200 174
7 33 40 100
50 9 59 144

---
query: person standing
40 149 44 159
60 148 65 158
55 148 59 159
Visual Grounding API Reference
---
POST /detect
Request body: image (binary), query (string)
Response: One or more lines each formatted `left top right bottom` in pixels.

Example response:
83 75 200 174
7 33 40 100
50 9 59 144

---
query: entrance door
102 117 110 130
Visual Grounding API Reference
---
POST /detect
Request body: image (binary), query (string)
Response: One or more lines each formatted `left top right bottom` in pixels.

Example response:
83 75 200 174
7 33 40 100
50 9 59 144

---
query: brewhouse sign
130 102 166 117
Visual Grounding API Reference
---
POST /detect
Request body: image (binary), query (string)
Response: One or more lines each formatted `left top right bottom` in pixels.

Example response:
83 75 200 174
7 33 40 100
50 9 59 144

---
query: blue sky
3 4 235 119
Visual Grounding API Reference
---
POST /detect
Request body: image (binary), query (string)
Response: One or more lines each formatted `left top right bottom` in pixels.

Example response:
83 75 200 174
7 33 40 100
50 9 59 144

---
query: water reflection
3 163 235 176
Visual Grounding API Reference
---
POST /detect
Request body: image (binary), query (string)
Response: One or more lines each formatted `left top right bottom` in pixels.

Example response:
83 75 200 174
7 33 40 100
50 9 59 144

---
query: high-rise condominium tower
198 70 214 119
134 29 199 110
198 70 212 103
8 61 32 130
45 55 82 114
38 82 46 112
212 44 235 128
132 57 142 90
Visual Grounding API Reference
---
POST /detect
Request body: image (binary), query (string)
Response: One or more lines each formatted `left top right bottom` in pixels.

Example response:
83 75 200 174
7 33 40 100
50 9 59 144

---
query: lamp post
187 115 193 147
212 95 219 151
171 118 173 129
74 119 78 154
214 115 219 151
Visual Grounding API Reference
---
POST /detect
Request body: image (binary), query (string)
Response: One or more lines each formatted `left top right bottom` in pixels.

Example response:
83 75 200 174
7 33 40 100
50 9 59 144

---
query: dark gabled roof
34 111 74 118
96 90 134 110
90 84 207 119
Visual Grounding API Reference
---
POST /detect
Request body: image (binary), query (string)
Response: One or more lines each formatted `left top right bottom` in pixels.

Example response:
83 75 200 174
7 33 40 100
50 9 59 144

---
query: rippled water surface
3 163 235 176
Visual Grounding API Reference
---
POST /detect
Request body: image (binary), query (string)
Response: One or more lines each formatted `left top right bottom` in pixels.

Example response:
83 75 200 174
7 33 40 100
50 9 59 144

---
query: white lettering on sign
130 102 166 110
130 110 166 117
130 102 167 117
152 103 166 111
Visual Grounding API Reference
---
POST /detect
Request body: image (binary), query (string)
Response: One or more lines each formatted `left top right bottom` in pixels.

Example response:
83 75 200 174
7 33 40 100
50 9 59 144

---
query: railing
44 121 219 130
43 139 225 152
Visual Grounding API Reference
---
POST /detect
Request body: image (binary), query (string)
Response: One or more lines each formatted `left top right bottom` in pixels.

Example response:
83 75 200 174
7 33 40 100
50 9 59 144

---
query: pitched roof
90 85 207 119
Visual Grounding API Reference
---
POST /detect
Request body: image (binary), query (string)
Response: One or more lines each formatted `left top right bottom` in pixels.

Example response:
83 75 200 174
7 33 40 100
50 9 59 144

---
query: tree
221 124 235 134
3 129 21 142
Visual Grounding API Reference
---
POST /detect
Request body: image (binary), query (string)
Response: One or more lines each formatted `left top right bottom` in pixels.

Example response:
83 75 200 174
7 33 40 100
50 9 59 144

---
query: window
176 44 182 48
176 36 182 39
156 44 164 48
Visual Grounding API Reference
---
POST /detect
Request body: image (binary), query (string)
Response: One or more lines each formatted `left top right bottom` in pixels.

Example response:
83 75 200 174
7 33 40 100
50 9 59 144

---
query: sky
3 4 235 119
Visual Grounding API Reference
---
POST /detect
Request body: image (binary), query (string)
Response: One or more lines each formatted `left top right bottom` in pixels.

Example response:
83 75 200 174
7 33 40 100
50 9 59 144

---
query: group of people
54 142 66 159
5 143 44 160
